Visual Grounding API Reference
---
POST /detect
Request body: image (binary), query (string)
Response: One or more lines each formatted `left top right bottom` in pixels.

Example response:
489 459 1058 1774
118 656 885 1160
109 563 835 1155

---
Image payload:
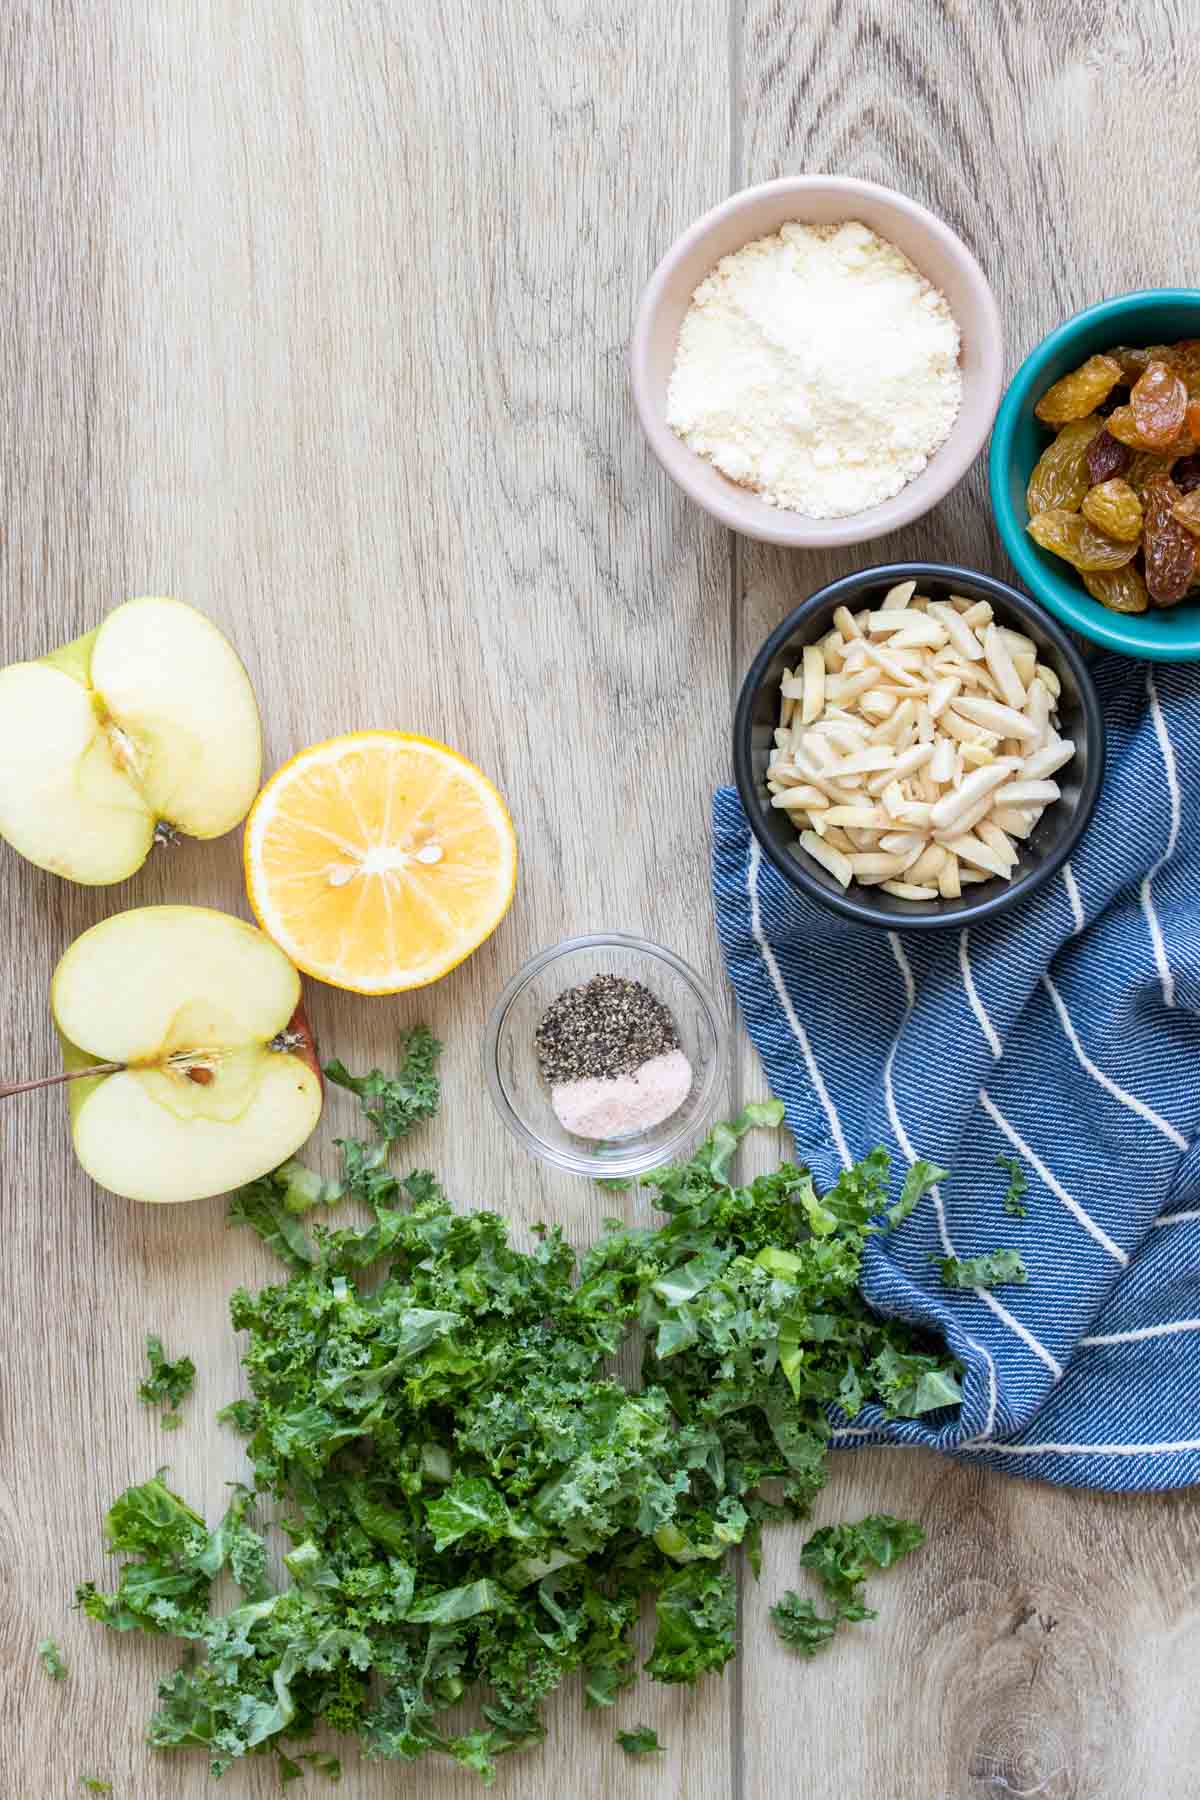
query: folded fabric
712 656 1200 1492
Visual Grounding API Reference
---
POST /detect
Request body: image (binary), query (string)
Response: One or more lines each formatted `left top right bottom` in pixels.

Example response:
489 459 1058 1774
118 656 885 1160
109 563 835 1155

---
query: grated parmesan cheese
666 220 963 519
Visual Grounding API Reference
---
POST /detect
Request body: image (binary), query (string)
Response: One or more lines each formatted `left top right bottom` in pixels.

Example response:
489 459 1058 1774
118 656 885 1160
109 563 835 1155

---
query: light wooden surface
2 4 1197 1797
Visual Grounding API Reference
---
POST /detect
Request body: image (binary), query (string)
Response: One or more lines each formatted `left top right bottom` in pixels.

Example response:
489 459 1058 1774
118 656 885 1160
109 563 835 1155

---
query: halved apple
52 906 323 1203
0 597 262 884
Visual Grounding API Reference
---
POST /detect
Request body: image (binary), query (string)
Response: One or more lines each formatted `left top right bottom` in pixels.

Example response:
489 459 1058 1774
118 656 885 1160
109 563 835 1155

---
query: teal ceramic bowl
990 290 1200 661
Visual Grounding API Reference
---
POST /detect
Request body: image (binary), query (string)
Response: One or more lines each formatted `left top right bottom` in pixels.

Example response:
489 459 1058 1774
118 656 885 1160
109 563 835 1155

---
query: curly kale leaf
800 1513 926 1613
769 1593 839 1656
75 1476 269 1640
934 1248 1028 1289
324 1027 442 1142
867 1339 964 1417
616 1726 665 1754
139 1334 196 1429
79 1074 963 1786
228 1171 321 1269
38 1637 67 1680
998 1154 1030 1217
773 1513 925 1656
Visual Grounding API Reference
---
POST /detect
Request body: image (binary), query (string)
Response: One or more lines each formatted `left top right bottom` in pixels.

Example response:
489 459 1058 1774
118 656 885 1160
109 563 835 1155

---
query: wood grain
733 4 1200 1799
0 3 733 1795
3 1 1198 1797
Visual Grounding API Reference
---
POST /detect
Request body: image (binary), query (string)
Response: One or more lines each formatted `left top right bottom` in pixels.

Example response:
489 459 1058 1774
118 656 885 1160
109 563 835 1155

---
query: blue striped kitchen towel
712 657 1200 1492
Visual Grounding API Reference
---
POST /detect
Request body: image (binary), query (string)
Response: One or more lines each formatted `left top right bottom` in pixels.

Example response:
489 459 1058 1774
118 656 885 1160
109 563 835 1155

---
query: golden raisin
1128 447 1189 494
1081 478 1143 542
1026 415 1103 516
1081 565 1150 614
1130 360 1189 448
1106 404 1156 450
1028 508 1139 571
1034 354 1124 425
1143 474 1196 605
1171 340 1200 397
1172 488 1200 535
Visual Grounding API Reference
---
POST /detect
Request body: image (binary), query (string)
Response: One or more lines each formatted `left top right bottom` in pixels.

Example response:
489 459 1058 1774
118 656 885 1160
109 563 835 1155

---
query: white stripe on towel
979 1086 1128 1265
965 1436 1200 1459
888 935 1060 1382
1062 862 1085 935
748 838 851 1169
1041 972 1188 1151
1152 1210 1200 1228
1081 1317 1200 1347
959 929 1001 1059
1141 669 1181 1009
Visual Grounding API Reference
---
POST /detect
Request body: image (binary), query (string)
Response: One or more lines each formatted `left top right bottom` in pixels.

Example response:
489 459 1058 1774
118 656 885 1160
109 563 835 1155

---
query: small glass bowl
483 933 728 1179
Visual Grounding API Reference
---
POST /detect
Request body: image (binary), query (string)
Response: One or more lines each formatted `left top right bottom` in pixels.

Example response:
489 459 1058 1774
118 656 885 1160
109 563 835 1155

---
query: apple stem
0 1062 126 1099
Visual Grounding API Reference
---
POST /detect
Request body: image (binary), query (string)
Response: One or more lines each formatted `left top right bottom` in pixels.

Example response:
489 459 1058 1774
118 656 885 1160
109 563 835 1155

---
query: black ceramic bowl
733 563 1105 931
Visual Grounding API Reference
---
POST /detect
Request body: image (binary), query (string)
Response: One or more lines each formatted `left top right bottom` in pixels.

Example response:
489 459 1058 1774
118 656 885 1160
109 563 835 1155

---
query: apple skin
42 627 99 688
283 1001 324 1091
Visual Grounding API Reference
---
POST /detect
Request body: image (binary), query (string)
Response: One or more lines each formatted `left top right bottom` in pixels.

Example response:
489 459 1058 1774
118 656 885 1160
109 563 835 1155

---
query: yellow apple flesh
0 597 262 885
53 906 323 1204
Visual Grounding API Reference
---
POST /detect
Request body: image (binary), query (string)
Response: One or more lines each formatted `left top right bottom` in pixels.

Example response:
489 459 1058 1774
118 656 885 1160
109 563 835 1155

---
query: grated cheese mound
666 220 963 519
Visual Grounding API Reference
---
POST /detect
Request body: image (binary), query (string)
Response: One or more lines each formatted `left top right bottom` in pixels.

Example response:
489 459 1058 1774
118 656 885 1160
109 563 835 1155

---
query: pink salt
550 1048 693 1141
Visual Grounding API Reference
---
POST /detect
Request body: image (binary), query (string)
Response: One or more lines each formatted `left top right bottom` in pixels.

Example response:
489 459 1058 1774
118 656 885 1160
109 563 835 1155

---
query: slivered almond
801 644 826 724
928 760 1020 832
823 804 889 828
927 675 961 720
860 689 897 722
828 746 897 777
984 623 1027 710
775 590 1075 905
929 602 986 661
942 832 1010 878
867 742 934 790
820 630 846 672
907 843 946 884
848 851 912 878
953 694 1040 743
872 698 918 746
799 830 853 888
1022 738 1076 781
977 820 1019 868
881 880 939 900
992 807 1036 839
999 778 1061 808
929 738 957 784
861 640 925 688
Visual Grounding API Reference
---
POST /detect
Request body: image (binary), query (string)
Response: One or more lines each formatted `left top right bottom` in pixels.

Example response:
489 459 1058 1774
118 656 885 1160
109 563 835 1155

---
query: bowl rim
733 561 1106 931
989 287 1200 663
482 931 730 1177
630 174 1004 548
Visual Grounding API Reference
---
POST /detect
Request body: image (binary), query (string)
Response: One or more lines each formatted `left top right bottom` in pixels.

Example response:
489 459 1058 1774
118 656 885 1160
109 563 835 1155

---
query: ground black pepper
535 975 681 1086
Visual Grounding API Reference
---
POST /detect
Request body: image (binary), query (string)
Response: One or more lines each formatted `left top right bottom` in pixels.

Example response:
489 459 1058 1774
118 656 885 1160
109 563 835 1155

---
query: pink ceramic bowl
630 176 1004 549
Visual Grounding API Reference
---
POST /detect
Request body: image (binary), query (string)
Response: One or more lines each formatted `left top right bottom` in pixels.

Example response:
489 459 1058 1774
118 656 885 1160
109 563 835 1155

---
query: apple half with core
51 906 323 1203
0 596 262 884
